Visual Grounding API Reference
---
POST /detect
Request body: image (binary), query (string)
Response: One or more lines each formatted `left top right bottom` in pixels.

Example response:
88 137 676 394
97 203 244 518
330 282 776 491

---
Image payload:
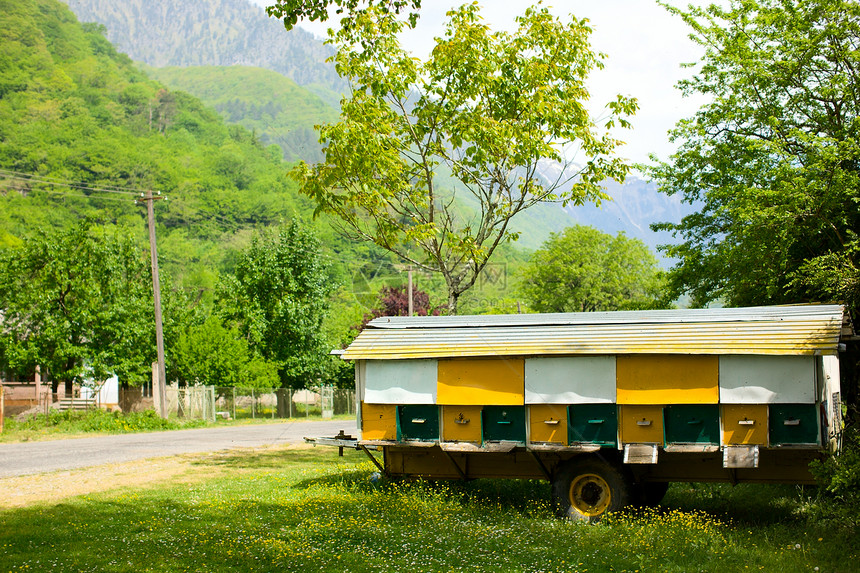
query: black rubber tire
552 457 634 522
634 481 669 507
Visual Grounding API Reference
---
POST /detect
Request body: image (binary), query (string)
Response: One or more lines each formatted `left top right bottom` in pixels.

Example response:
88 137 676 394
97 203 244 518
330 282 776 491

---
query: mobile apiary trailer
319 304 852 520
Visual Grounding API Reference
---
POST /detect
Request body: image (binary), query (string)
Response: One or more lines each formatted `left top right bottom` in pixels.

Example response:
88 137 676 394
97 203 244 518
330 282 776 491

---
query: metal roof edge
365 304 846 330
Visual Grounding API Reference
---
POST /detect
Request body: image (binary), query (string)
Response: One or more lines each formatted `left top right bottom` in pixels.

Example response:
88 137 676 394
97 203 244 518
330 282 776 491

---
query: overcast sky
249 1 709 167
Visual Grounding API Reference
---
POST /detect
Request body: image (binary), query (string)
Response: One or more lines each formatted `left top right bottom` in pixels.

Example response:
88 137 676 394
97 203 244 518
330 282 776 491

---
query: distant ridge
61 0 687 261
147 65 338 163
63 0 345 107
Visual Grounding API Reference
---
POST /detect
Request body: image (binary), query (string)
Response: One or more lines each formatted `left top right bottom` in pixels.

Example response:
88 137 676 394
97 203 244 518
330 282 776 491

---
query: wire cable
0 169 151 196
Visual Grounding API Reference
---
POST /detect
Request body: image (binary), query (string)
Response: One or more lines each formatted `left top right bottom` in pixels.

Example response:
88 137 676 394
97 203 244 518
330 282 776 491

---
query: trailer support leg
528 450 552 481
360 445 386 474
441 449 467 480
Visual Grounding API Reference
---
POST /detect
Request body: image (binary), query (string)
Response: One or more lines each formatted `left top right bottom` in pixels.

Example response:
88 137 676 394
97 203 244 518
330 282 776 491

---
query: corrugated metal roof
343 305 847 360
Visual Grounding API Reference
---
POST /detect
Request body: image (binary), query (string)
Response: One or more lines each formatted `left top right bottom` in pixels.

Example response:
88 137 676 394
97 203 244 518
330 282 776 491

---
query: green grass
1 447 856 572
0 409 208 442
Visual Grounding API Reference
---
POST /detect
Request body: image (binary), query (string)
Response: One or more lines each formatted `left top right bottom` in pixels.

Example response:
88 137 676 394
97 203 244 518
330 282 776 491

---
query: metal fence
166 385 216 422
214 386 356 420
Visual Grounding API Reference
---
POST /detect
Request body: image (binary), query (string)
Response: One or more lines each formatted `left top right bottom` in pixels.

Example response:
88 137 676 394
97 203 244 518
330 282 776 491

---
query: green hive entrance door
664 404 720 445
769 404 819 446
568 404 618 447
397 405 440 441
482 406 526 443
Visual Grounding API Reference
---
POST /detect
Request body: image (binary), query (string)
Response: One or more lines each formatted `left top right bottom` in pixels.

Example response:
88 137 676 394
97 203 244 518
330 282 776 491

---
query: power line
0 169 149 196
0 183 136 204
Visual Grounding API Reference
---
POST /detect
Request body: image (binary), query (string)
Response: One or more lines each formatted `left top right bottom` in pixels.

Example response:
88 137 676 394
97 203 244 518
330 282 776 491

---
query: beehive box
346 306 846 456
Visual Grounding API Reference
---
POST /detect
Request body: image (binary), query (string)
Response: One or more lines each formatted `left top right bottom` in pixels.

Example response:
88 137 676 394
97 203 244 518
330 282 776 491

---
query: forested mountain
60 0 686 263
63 0 345 108
0 0 322 291
146 65 337 163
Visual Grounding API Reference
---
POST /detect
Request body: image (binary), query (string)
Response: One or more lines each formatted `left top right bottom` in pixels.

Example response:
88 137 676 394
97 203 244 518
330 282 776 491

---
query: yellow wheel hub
569 473 611 517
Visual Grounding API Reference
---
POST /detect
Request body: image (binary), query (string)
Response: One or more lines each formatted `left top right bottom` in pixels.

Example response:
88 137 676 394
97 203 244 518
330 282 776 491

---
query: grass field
1 446 856 572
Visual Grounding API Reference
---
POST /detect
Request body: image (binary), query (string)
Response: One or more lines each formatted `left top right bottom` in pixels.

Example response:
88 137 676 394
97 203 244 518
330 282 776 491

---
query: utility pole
137 190 168 419
408 268 414 317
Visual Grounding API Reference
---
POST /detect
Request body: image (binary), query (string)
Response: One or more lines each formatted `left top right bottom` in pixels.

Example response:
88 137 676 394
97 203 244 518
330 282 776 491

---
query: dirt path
0 443 315 509
0 419 356 478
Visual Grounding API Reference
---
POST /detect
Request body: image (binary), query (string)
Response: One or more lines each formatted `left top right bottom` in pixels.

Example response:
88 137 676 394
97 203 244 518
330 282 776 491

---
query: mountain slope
147 65 337 163
0 0 318 288
529 162 692 264
60 0 686 264
63 0 344 107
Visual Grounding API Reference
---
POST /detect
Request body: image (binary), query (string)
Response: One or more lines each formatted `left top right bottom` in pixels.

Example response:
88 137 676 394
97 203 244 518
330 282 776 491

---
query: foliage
519 225 671 313
1 449 856 571
267 0 422 30
357 284 443 330
2 408 206 437
650 0 860 313
0 220 154 392
0 0 313 291
809 426 860 534
171 315 279 389
294 3 637 313
217 220 337 388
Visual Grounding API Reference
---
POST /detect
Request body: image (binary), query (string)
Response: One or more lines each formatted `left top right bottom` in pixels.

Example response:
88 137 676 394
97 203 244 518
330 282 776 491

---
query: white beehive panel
364 359 437 404
719 355 816 403
525 356 616 404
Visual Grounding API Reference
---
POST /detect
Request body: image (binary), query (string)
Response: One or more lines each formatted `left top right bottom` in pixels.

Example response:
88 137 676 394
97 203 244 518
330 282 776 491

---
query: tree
519 225 670 313
267 0 422 30
0 221 154 396
171 315 279 389
358 283 442 329
293 4 637 314
216 220 336 388
650 0 860 314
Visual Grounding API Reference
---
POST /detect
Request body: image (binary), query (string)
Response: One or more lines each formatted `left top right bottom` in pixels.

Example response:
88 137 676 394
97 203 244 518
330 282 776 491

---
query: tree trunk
447 290 459 315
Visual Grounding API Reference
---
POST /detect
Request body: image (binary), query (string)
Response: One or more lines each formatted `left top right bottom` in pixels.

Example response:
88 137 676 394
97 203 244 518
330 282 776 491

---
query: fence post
0 384 5 434
209 386 215 422
232 387 236 421
151 362 161 416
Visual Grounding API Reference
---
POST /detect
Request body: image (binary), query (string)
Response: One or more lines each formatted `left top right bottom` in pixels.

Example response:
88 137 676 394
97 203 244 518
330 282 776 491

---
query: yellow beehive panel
361 403 397 441
722 404 769 445
619 405 664 444
617 355 719 405
440 405 483 442
528 404 568 444
437 358 524 406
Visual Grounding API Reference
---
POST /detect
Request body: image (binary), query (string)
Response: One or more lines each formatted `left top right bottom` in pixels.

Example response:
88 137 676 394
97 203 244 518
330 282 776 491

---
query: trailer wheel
634 481 669 507
552 458 633 522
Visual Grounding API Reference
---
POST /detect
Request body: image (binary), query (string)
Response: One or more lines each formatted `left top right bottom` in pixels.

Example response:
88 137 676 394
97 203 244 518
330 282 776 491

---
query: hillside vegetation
147 65 337 163
0 0 320 289
0 0 525 325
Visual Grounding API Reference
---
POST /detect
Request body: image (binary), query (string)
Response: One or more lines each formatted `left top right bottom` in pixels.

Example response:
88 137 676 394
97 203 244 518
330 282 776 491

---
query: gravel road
0 420 358 478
